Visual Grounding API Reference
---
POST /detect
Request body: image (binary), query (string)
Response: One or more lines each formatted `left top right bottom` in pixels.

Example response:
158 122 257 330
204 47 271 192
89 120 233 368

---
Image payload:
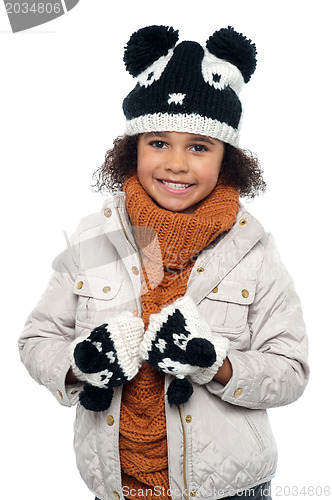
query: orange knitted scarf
119 174 239 499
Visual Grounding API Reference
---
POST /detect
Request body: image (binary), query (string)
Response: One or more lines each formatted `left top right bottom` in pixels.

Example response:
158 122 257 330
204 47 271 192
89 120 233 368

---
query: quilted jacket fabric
18 192 309 500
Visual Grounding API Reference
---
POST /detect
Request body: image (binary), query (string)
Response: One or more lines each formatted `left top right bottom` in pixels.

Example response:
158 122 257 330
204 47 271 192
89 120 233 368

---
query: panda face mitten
140 296 229 405
70 312 144 412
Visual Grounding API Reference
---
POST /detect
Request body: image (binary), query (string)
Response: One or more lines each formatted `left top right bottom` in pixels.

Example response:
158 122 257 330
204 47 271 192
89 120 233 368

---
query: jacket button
239 219 247 226
57 390 63 400
197 267 204 273
103 285 111 294
185 415 192 423
104 208 112 218
106 415 115 426
132 266 139 275
234 388 243 398
241 289 249 298
212 286 218 293
190 491 197 497
76 281 83 290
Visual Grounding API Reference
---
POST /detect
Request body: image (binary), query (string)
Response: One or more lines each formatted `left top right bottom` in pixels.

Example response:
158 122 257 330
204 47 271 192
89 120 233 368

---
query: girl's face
137 131 225 214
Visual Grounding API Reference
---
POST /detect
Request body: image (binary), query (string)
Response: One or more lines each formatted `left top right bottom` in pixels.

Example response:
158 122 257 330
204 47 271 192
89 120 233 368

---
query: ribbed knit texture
119 174 239 499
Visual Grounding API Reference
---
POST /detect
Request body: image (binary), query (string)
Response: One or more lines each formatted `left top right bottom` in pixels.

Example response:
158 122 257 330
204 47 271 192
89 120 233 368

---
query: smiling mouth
159 179 193 190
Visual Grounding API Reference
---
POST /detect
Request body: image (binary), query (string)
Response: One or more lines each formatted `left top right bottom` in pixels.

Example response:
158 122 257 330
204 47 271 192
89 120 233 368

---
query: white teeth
161 180 191 190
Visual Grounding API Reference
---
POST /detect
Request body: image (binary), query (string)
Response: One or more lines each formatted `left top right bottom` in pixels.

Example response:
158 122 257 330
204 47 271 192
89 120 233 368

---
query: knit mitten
70 312 144 412
140 296 229 405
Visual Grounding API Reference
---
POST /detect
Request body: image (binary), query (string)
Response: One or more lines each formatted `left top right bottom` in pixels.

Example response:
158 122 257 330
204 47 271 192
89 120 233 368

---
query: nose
165 148 189 174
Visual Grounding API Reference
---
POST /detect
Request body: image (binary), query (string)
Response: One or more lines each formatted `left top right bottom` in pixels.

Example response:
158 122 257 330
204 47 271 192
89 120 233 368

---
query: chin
165 203 190 213
172 206 196 214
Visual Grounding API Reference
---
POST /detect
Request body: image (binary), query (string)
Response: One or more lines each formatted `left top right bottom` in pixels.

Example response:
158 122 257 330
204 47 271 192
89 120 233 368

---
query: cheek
214 156 223 180
207 172 220 192
204 160 222 186
136 164 147 190
136 141 149 178
136 152 149 182
136 153 155 194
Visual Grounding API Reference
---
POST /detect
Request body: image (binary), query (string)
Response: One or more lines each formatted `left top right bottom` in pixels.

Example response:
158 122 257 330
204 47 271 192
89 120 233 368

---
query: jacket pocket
203 279 256 335
240 408 266 452
73 274 124 327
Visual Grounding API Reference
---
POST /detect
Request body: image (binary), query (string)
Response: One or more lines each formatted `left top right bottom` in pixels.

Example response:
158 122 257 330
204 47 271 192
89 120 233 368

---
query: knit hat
122 25 257 146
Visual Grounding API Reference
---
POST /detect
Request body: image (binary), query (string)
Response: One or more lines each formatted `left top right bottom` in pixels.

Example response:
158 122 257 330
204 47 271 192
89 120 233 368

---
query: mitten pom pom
79 384 114 412
124 25 179 77
74 340 100 374
206 26 257 83
167 378 193 406
186 338 216 368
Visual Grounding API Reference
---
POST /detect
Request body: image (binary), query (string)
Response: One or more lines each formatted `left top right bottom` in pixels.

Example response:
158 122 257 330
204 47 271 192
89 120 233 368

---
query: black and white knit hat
122 25 257 146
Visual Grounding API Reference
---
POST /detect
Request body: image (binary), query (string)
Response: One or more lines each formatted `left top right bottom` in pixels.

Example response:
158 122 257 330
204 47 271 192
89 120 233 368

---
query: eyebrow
144 132 167 138
143 132 216 145
191 136 216 145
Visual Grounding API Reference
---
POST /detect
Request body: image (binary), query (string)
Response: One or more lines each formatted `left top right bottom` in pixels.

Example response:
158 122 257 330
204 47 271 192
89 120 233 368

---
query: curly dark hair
92 134 266 199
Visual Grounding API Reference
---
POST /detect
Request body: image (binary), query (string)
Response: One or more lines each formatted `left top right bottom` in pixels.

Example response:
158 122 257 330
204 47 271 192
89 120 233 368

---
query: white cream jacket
19 193 309 500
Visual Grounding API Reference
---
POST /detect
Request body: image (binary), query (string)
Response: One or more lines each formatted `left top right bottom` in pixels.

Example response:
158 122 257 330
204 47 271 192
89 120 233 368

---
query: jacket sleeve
18 226 83 408
206 233 310 410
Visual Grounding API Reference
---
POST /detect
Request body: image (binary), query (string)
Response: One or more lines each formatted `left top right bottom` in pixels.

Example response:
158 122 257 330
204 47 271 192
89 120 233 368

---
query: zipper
178 405 189 500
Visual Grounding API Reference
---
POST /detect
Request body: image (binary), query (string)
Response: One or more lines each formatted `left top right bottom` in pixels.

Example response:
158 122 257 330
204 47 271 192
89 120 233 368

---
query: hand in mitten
70 311 144 412
140 296 229 406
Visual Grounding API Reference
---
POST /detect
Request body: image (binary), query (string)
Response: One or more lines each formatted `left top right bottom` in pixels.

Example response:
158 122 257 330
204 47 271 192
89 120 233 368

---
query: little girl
19 25 309 500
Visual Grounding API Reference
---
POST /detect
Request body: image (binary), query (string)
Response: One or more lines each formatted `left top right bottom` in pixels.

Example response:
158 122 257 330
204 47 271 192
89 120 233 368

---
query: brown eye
191 144 208 152
150 140 167 149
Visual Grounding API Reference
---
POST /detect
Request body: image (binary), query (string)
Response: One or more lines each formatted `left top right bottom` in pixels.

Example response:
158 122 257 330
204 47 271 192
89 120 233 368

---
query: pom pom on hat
206 26 257 83
124 25 179 77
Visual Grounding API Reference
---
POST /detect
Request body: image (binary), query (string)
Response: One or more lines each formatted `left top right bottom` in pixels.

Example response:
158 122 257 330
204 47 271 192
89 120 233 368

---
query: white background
1 1 331 499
